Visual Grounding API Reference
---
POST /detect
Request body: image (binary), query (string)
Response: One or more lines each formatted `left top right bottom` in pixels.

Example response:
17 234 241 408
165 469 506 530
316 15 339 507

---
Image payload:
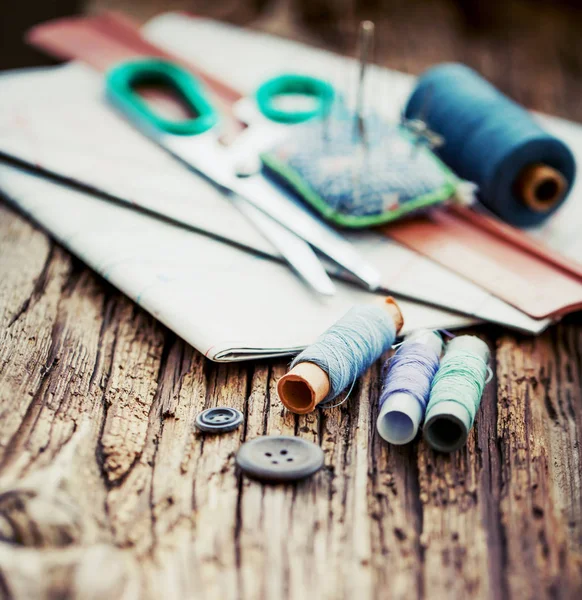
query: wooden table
1 1 582 598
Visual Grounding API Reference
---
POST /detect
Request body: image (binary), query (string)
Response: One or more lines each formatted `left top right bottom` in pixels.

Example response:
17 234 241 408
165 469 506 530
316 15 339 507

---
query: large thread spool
377 330 442 445
277 297 404 414
404 63 576 226
423 335 490 453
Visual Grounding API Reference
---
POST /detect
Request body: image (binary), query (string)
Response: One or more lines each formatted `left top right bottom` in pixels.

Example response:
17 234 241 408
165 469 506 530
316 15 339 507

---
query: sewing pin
355 20 375 147
352 20 375 206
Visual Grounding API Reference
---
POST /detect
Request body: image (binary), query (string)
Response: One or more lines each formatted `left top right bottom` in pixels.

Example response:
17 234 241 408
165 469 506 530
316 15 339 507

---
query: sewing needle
355 20 375 147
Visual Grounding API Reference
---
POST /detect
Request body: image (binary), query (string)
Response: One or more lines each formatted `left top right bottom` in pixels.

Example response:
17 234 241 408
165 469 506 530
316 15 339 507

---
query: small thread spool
423 335 490 453
277 297 404 414
404 63 576 226
376 330 443 445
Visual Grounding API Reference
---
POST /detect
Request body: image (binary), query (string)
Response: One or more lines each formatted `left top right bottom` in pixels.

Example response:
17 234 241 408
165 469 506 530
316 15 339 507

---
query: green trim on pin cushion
260 146 459 229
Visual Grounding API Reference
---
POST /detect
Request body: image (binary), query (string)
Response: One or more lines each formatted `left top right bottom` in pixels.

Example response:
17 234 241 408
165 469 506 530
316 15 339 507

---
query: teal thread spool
423 335 490 452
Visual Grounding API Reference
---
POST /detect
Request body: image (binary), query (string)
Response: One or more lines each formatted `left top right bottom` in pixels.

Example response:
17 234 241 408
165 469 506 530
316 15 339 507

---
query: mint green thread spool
423 336 491 453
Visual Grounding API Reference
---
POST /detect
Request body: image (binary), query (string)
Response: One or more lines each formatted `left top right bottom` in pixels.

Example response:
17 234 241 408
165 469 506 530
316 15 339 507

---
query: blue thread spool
278 299 403 414
404 63 576 226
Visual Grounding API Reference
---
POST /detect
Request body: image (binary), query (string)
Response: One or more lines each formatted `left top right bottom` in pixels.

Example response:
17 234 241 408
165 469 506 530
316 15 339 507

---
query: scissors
105 59 380 295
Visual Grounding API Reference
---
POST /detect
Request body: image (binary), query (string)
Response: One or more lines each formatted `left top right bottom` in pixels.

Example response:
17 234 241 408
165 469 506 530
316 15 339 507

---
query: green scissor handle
255 74 335 124
106 58 218 136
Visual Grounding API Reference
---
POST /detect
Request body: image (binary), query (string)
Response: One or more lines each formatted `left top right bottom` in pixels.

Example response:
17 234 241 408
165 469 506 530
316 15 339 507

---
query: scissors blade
234 197 336 296
230 173 381 290
163 133 379 290
228 104 382 289
222 123 381 290
163 133 336 296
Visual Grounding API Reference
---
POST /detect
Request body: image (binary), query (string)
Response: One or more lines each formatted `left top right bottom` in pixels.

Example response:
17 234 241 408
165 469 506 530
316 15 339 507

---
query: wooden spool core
515 163 567 213
277 297 404 414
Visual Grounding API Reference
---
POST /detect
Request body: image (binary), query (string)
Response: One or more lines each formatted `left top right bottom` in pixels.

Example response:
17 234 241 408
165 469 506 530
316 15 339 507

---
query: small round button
195 407 244 433
236 436 324 483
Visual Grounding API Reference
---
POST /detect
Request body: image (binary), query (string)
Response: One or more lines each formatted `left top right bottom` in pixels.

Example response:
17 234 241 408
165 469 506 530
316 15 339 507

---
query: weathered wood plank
2 203 582 600
1 0 582 597
496 331 582 599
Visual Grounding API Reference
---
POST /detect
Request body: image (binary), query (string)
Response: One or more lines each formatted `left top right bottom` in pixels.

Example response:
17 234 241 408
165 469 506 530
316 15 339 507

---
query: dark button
236 436 324 482
195 407 244 433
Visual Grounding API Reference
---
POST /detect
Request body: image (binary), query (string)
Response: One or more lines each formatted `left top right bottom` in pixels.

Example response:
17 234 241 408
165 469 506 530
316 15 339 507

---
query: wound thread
377 330 442 445
423 335 491 453
290 304 397 404
405 63 576 226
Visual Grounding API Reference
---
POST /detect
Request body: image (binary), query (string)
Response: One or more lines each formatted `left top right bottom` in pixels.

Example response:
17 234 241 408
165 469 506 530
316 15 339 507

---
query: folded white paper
1 162 479 360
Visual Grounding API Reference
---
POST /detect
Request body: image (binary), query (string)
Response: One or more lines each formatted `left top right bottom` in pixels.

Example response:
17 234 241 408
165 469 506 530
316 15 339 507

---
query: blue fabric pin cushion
260 108 460 228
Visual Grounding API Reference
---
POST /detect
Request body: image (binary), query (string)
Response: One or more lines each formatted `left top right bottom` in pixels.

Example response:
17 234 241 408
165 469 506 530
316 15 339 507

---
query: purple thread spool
377 330 442 445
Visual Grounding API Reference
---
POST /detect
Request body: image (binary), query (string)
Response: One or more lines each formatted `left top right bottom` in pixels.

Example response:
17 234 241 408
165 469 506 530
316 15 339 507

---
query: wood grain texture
1 0 582 597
